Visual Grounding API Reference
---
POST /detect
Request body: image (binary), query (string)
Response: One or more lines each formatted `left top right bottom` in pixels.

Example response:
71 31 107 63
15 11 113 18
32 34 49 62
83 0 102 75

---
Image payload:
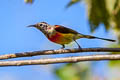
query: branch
0 54 120 67
0 48 120 60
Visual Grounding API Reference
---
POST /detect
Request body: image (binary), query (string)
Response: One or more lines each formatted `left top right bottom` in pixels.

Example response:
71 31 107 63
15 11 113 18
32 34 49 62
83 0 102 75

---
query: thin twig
0 54 120 67
0 48 120 60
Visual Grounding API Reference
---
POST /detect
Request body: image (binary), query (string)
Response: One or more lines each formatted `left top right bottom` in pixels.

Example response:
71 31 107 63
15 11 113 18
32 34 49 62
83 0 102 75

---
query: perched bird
28 22 116 49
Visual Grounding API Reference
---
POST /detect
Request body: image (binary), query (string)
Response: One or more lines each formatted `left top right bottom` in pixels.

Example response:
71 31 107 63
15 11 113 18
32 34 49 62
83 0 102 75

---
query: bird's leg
73 39 81 49
61 44 65 49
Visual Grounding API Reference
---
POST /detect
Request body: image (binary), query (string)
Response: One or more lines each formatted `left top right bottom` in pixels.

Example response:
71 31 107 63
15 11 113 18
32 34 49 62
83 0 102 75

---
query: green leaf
55 63 80 80
66 0 81 8
108 44 120 67
24 0 34 4
55 63 91 80
86 0 110 32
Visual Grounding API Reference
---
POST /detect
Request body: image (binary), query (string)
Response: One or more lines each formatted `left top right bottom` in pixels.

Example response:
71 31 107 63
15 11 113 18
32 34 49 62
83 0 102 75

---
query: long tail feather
82 35 116 42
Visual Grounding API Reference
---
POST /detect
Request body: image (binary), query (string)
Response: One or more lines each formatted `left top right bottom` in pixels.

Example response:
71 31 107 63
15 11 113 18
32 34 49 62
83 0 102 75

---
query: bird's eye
40 24 43 26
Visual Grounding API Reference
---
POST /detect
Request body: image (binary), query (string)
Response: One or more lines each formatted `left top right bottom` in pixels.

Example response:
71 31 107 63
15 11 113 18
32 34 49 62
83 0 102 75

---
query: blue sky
0 0 116 80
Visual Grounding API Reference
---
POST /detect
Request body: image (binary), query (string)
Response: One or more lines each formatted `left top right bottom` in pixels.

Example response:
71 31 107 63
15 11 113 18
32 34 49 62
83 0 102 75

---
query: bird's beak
27 24 36 27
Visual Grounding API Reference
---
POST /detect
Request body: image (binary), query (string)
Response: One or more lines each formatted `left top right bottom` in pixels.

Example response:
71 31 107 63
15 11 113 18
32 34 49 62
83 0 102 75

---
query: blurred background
0 0 120 80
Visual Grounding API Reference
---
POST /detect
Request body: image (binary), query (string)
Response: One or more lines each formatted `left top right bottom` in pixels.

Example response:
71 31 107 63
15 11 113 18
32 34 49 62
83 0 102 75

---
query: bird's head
28 22 49 30
28 22 55 35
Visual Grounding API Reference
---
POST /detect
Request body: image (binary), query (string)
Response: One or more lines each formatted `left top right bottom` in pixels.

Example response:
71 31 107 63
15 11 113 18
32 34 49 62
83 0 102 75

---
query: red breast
47 31 64 44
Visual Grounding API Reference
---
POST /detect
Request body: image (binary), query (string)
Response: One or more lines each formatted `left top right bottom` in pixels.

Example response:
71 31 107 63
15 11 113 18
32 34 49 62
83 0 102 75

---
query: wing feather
54 25 78 34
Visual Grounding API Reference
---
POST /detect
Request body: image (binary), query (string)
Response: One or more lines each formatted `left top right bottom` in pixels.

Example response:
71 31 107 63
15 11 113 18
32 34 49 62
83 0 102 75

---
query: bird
28 22 116 49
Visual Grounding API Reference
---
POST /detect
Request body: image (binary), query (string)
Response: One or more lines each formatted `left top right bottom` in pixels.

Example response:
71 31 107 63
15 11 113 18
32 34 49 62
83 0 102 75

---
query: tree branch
0 48 120 60
0 54 120 67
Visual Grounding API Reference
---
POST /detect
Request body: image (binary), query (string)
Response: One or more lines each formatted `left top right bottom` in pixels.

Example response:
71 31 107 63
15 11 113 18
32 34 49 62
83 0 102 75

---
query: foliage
66 0 81 8
86 0 110 32
55 63 91 80
24 0 34 4
109 44 120 67
67 0 120 35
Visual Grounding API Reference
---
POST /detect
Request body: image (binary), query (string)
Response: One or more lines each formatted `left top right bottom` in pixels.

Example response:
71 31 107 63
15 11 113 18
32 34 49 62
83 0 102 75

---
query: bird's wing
54 25 78 34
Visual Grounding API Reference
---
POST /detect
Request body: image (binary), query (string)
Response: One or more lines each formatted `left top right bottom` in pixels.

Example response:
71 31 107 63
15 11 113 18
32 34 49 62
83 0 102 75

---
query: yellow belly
58 33 74 44
48 32 78 45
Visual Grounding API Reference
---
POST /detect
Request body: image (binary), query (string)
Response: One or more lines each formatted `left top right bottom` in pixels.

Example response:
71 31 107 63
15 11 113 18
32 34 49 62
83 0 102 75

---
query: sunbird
28 22 116 48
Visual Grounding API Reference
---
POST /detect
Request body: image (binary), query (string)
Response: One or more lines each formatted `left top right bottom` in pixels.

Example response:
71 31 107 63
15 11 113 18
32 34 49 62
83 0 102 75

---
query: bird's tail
78 34 116 42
